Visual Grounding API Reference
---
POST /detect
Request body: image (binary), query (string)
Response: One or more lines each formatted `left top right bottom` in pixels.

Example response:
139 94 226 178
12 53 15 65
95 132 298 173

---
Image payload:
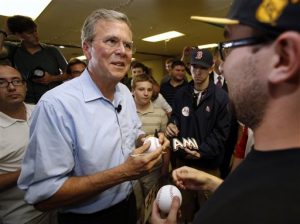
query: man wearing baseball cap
152 0 300 223
165 48 230 223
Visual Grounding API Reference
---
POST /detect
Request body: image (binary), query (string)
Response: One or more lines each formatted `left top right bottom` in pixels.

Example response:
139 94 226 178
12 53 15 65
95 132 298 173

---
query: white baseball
156 185 182 214
143 136 161 153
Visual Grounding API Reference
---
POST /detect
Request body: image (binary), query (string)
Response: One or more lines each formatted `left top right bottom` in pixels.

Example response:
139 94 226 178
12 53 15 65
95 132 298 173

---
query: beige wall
143 59 165 83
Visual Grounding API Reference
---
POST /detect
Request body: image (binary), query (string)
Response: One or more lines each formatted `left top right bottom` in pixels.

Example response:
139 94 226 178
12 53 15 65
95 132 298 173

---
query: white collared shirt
0 103 35 174
213 72 224 86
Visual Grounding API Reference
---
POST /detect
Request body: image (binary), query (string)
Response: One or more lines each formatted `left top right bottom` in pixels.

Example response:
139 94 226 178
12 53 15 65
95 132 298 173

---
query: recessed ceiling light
0 0 52 20
142 31 185 42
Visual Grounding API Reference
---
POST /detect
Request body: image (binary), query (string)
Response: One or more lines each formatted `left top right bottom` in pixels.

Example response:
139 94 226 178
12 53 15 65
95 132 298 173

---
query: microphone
115 104 122 113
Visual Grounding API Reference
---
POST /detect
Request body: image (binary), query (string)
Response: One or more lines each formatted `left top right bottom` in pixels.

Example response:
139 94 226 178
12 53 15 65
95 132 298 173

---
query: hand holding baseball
155 185 182 214
151 186 181 224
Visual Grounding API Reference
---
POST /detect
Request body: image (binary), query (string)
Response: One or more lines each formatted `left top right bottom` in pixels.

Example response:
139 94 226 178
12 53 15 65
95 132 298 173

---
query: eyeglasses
0 79 25 88
218 36 274 61
101 36 136 54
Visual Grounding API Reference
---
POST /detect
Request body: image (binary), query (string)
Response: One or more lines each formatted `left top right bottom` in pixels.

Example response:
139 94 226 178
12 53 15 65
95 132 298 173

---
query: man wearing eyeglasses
152 0 300 223
0 65 56 223
17 9 169 224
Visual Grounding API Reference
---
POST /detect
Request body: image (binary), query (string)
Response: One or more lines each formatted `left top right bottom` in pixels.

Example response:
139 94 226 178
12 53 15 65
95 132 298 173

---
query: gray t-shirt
3 42 67 103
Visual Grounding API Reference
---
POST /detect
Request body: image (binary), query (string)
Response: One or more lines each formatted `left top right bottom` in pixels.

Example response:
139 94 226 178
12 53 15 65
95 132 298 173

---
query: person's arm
33 46 68 84
231 126 248 172
36 131 170 211
35 143 163 211
172 166 223 192
197 96 231 160
181 46 193 63
151 166 223 223
159 112 170 176
0 29 9 60
0 170 20 192
165 122 179 138
32 71 69 85
0 29 7 54
157 94 172 117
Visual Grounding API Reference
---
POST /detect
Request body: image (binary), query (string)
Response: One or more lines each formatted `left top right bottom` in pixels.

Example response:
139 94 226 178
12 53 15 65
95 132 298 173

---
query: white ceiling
0 0 232 61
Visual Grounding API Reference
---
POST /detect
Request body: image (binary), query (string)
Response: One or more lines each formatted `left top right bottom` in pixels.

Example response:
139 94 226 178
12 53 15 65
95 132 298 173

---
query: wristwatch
0 30 7 38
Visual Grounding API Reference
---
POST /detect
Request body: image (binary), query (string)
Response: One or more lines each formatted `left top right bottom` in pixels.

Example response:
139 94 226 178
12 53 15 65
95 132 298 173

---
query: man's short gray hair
81 9 131 45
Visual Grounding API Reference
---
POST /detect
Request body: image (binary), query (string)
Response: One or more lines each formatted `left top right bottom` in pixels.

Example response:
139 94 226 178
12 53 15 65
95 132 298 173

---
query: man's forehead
95 20 132 36
173 65 185 70
0 66 22 78
136 80 152 86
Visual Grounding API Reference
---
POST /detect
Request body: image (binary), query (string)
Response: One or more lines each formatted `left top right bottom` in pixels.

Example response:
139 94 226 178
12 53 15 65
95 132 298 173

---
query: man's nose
115 42 126 54
7 82 16 90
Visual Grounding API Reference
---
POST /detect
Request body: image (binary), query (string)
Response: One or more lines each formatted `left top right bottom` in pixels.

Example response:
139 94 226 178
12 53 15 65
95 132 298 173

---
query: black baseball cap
190 48 213 69
191 0 300 36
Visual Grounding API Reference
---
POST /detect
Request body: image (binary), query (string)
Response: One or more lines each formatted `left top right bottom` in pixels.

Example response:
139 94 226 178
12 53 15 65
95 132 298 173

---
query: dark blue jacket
170 81 231 169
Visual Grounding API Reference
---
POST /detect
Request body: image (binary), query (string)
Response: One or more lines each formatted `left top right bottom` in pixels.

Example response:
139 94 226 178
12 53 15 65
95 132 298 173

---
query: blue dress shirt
18 70 143 214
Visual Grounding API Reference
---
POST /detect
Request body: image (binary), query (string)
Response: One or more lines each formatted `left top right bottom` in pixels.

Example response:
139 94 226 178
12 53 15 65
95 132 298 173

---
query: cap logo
195 51 203 60
256 0 299 25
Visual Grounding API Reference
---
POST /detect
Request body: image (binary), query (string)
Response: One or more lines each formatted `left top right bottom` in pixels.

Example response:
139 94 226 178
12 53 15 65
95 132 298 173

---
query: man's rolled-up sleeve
18 100 74 204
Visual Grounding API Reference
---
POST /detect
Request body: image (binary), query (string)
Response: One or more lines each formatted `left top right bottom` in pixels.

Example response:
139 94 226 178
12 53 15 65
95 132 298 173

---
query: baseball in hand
156 185 182 214
143 136 161 153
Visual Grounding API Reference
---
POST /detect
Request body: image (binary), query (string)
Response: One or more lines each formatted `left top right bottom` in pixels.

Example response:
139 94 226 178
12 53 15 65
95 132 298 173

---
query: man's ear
269 31 300 84
82 42 91 61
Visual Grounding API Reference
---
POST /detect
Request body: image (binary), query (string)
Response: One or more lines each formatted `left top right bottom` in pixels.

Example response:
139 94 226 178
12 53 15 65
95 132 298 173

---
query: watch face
33 69 45 78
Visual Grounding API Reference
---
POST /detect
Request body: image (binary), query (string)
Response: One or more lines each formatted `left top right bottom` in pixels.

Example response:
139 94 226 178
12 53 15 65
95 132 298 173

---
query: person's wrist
0 29 7 38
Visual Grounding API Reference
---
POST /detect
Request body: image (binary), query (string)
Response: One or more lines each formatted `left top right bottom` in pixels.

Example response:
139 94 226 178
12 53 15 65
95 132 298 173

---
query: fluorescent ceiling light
76 55 87 61
0 0 52 20
143 31 185 42
197 43 218 49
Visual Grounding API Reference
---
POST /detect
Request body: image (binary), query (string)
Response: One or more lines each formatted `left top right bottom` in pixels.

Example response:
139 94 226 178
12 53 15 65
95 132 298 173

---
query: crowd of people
0 0 300 223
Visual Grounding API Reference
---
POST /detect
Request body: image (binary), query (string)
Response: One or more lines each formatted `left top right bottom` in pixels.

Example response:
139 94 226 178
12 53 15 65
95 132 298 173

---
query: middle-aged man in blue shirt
18 9 169 224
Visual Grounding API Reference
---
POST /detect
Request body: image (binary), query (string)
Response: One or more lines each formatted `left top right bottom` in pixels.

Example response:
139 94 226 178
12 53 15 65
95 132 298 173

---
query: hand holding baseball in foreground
151 196 181 224
172 166 223 192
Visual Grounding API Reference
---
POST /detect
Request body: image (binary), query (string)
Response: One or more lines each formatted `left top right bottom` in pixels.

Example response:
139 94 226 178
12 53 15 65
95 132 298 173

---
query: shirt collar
79 70 123 107
0 108 27 128
137 101 154 115
214 72 223 81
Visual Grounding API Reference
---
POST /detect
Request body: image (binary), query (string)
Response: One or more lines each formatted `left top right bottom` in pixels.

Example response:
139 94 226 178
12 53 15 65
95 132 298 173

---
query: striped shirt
137 102 168 135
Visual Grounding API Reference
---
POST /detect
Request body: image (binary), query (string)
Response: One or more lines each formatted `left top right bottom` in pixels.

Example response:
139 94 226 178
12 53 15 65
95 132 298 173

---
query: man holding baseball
17 9 169 224
152 0 300 223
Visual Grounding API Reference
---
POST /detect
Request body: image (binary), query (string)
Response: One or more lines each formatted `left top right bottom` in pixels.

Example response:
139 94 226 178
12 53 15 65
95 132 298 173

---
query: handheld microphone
115 104 122 113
